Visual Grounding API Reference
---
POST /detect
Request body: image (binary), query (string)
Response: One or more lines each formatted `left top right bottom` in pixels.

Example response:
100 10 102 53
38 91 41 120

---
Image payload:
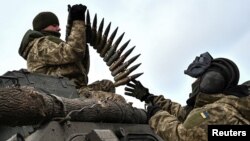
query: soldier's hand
70 4 87 21
125 80 151 101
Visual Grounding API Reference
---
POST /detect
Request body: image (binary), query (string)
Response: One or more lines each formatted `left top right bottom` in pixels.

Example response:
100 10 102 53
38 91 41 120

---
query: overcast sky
1 0 250 108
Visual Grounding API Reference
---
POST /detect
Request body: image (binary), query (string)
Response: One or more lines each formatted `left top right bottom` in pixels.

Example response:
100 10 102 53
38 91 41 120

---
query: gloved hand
147 105 161 120
125 79 152 102
69 4 87 22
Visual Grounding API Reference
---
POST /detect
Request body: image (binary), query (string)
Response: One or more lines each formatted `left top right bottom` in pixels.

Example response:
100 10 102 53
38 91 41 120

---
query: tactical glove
69 4 87 22
125 80 153 102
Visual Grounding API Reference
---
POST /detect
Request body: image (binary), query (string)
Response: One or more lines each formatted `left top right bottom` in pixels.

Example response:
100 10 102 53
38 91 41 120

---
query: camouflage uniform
149 93 250 141
150 95 193 122
19 20 124 102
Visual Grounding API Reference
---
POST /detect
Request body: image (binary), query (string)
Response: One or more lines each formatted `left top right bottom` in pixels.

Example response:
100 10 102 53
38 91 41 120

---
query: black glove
125 80 152 102
147 105 161 120
69 4 87 22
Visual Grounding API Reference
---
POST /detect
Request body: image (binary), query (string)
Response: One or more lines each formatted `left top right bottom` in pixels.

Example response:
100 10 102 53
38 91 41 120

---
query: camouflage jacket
151 95 193 122
149 93 250 141
19 21 90 87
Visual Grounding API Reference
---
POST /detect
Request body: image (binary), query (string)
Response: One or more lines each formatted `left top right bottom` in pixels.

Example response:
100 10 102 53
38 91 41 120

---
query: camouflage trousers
78 79 126 103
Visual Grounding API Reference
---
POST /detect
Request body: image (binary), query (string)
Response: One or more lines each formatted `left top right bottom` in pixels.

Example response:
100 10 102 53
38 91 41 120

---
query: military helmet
32 11 59 31
185 53 240 106
199 58 239 93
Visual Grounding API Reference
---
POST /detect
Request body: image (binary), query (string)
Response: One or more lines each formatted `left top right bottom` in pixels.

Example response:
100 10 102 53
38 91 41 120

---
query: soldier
125 52 250 141
19 4 125 102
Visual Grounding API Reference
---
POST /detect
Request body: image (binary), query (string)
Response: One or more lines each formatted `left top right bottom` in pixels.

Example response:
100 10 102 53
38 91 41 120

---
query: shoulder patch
200 111 209 119
183 109 210 129
47 36 63 44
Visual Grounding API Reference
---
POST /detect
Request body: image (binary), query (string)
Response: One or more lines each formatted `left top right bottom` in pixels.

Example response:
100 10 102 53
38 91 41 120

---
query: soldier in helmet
125 52 250 141
19 4 125 102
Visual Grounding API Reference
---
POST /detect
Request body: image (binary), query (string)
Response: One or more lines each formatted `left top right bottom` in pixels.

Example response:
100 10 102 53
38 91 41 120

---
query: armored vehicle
0 6 165 140
0 69 163 141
